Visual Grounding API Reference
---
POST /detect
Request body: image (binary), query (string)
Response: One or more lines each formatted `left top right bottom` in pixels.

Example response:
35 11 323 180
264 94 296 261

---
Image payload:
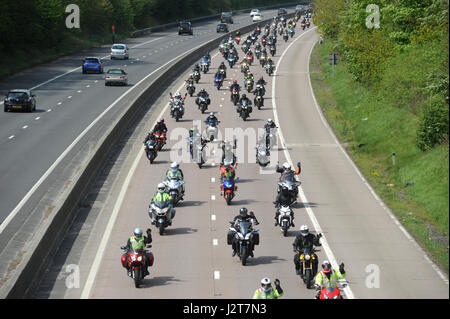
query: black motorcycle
228 220 259 266
295 247 319 289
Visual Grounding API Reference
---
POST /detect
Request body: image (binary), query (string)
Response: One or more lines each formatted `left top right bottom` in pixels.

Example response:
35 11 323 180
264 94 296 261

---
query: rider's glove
339 263 345 274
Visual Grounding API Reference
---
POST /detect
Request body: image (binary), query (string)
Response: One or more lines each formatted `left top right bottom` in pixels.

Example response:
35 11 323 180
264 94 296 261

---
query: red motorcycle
246 53 254 65
153 131 167 151
301 22 306 30
261 38 267 46
319 286 343 299
234 36 241 44
121 247 154 288
306 21 311 28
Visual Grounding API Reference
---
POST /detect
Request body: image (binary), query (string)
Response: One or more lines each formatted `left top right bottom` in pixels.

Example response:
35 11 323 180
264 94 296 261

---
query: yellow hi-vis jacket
252 287 283 299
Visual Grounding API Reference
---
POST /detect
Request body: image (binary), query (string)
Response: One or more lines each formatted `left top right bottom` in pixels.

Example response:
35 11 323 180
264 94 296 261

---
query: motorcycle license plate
12 105 22 109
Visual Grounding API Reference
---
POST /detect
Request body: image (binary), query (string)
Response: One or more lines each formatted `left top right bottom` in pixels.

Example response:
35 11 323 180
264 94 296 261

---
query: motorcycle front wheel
133 268 142 288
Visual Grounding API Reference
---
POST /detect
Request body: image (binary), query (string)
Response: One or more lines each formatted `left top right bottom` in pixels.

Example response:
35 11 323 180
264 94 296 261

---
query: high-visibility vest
130 236 145 251
252 287 283 299
153 192 171 202
314 270 345 288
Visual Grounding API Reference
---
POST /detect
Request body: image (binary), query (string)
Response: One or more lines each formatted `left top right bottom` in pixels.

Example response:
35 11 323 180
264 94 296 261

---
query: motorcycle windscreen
238 221 251 235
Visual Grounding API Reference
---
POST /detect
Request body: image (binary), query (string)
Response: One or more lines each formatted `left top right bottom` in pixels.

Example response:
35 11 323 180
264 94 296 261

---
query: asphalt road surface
0 8 286 239
35 21 448 299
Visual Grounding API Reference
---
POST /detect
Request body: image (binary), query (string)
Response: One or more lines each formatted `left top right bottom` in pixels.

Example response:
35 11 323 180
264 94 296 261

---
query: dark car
217 23 229 33
178 21 193 35
221 12 233 24
82 57 103 74
4 89 36 112
277 8 288 16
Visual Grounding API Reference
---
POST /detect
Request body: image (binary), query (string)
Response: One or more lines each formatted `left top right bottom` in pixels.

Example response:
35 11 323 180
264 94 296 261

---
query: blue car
82 57 103 74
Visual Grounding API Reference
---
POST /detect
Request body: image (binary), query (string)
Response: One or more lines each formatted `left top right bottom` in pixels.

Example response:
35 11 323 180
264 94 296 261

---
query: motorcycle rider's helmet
300 225 309 237
157 183 165 192
170 162 179 169
322 260 332 274
282 162 291 170
134 227 143 239
242 93 247 99
267 56 272 61
189 128 194 135
261 278 272 293
239 207 248 218
267 118 273 125
159 118 164 123
175 92 181 99
209 112 214 117
233 80 237 84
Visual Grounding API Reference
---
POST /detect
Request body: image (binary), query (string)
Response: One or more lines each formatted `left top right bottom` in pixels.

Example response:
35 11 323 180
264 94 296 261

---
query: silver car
110 44 129 60
105 69 128 86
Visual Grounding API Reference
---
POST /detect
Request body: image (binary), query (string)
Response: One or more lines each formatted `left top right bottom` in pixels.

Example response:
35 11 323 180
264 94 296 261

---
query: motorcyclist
263 118 277 148
314 261 346 299
237 93 252 114
150 183 174 225
144 119 167 144
196 88 211 106
186 74 195 86
229 80 241 93
244 72 254 86
220 140 237 166
230 207 260 257
292 225 322 276
257 76 267 86
218 61 227 77
122 227 153 276
170 92 186 116
165 161 185 199
220 163 236 186
276 161 301 181
214 69 225 83
273 185 296 218
266 56 275 70
205 112 219 126
193 63 200 73
253 278 284 299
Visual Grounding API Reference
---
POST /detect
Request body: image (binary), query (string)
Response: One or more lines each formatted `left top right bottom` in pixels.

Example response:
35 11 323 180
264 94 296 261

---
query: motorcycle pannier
251 231 260 245
227 230 235 245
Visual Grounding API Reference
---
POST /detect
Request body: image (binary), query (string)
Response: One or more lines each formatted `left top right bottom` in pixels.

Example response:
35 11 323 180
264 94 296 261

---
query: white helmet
261 277 272 293
210 112 214 116
267 118 273 124
157 183 165 191
134 227 143 238
171 162 179 169
300 224 309 236
283 162 291 170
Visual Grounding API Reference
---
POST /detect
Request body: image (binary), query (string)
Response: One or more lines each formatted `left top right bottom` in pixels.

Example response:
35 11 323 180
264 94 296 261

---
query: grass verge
310 40 449 274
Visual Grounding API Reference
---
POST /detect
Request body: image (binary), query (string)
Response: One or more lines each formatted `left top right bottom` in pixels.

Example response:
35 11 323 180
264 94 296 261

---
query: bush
417 97 449 151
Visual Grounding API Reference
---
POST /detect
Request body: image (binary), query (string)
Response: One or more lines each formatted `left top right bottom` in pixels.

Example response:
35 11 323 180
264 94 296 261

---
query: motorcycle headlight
333 295 338 299
305 254 311 260
137 256 143 262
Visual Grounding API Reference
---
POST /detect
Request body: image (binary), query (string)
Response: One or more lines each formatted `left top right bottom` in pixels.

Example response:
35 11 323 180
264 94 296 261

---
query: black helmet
242 93 247 98
239 207 248 218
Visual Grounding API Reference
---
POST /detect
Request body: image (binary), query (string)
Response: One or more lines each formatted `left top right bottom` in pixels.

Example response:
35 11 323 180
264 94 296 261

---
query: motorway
33 20 449 299
0 8 285 250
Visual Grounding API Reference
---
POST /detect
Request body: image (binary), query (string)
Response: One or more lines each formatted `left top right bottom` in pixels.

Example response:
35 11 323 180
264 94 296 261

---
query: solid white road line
271 26 355 299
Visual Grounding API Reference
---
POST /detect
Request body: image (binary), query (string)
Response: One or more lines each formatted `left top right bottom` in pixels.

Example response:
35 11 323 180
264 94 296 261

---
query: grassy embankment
310 40 449 273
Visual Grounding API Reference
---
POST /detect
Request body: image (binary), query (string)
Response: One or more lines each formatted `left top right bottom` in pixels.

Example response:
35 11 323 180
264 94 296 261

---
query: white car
250 9 260 17
110 44 129 60
252 13 262 22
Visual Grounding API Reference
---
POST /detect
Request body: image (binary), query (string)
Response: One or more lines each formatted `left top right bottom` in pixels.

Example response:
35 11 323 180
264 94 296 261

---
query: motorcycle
270 44 276 56
121 246 153 288
170 98 184 122
186 82 195 97
250 34 257 44
215 74 223 90
205 120 219 142
261 37 267 47
244 79 254 93
246 53 254 65
289 28 295 38
255 47 261 60
255 143 270 167
242 43 249 54
265 63 274 76
163 178 185 205
197 96 209 113
306 21 310 28
153 131 166 151
238 100 252 121
276 205 293 236
240 62 249 74
227 55 235 68
231 89 240 106
319 284 346 299
193 70 201 83
260 52 267 67
277 177 300 203
148 200 176 235
234 36 241 45
219 68 227 79
283 33 289 42
200 61 209 73
221 177 237 205
144 140 157 164
265 126 277 148
254 94 264 110
228 219 259 266
295 247 319 289
192 140 207 168
301 22 306 30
